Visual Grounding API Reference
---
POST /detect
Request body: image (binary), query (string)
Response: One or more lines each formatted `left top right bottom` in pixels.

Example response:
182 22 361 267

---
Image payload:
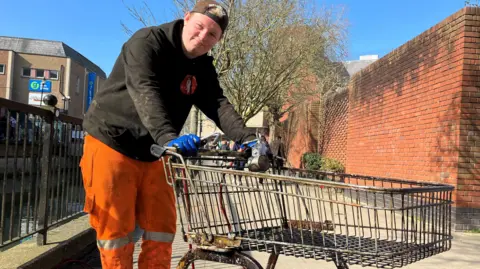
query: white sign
28 93 44 105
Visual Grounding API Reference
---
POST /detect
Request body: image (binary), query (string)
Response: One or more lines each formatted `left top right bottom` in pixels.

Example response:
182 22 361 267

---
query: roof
342 59 377 77
322 58 377 101
0 36 106 78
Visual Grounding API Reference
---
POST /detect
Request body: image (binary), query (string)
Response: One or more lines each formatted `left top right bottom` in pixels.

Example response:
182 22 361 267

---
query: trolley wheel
330 253 349 269
176 248 264 269
266 252 279 269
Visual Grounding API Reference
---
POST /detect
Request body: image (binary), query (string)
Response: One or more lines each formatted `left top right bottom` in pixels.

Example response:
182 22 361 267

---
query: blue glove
167 134 201 156
240 139 258 150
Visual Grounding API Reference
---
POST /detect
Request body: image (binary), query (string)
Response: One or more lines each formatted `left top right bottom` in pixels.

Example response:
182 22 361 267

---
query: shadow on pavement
56 247 101 269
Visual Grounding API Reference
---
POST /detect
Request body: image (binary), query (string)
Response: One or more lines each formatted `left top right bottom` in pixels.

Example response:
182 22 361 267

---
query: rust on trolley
287 219 334 231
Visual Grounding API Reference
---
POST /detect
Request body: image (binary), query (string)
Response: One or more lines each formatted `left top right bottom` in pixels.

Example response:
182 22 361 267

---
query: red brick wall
457 9 480 209
285 102 319 168
283 7 479 229
346 8 477 208
319 89 348 164
286 90 349 168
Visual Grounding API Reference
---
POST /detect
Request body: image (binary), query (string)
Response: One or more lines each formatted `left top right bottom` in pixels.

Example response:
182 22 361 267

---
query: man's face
182 12 222 58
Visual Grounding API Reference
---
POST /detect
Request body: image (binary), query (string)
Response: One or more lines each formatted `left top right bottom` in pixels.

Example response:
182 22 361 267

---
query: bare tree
465 0 480 7
120 0 158 36
121 0 347 130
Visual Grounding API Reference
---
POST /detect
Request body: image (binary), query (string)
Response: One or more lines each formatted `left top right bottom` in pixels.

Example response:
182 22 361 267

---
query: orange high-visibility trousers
80 135 176 269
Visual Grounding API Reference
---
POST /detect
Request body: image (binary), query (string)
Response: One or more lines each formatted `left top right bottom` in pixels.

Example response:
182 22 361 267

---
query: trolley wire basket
160 149 454 268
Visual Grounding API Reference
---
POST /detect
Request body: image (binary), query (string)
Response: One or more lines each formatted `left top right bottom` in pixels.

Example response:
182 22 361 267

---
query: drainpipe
5 51 15 100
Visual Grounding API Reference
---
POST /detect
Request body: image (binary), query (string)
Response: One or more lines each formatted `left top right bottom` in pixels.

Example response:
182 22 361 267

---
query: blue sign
86 72 96 112
29 79 51 93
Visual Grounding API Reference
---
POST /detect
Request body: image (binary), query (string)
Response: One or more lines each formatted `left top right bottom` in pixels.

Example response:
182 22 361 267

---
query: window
76 76 80 94
0 64 5 74
49 70 59 80
22 68 32 77
36 69 45 78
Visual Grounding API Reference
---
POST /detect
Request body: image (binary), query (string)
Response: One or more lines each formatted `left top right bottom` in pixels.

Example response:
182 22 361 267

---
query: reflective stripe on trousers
143 231 175 243
98 236 132 250
97 231 174 250
97 231 135 250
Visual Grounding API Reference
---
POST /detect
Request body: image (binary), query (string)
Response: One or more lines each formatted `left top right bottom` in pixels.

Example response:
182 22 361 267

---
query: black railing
0 98 85 248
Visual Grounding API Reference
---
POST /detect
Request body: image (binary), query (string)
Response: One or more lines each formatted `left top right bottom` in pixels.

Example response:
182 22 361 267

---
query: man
230 141 246 185
257 135 271 184
80 1 256 268
259 135 272 156
218 138 229 150
270 135 286 174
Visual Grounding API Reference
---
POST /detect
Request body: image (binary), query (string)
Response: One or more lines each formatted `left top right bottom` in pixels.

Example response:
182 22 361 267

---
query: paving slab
69 224 480 269
0 214 90 269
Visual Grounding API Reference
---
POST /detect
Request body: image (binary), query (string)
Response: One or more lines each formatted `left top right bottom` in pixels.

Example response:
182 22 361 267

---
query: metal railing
0 98 85 248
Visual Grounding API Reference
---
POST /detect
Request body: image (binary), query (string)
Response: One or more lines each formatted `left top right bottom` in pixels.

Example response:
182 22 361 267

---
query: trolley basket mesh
167 162 454 269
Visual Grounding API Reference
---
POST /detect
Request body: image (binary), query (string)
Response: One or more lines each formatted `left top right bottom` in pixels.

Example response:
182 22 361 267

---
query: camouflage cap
191 0 229 33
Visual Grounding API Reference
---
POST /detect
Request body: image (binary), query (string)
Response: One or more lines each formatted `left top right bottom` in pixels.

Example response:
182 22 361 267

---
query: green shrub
302 153 345 173
320 157 345 173
302 152 322 170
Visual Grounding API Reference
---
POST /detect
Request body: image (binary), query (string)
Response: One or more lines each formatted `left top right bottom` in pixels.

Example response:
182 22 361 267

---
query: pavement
61 223 480 269
2 175 479 269
0 211 478 269
0 214 91 269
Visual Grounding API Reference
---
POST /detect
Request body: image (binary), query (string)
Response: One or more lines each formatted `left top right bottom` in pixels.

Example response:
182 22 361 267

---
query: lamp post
39 78 46 107
61 96 71 113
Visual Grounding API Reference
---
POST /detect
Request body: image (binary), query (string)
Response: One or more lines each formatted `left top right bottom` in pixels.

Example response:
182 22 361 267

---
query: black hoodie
83 19 255 161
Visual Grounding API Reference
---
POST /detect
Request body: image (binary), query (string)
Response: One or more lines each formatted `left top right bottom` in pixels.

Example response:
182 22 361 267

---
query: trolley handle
150 145 249 159
150 144 170 158
150 132 220 159
150 132 268 172
196 149 249 159
150 131 251 160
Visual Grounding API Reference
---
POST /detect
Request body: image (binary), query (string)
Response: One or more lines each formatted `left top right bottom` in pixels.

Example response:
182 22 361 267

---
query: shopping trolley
150 141 454 269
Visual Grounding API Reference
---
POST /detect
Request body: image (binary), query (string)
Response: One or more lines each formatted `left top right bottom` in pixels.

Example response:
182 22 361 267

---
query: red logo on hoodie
180 75 197 95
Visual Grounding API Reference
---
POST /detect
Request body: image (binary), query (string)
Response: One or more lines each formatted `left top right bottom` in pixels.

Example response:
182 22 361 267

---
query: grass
465 228 480 233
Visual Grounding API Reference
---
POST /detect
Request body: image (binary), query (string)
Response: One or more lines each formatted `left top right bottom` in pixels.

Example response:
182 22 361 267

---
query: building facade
0 36 106 118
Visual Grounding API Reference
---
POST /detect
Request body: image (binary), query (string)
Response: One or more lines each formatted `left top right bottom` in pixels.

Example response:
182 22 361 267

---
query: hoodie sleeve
123 34 178 146
194 58 256 144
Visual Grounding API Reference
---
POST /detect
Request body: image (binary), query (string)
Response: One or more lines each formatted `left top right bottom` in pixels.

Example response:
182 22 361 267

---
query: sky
0 0 466 76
